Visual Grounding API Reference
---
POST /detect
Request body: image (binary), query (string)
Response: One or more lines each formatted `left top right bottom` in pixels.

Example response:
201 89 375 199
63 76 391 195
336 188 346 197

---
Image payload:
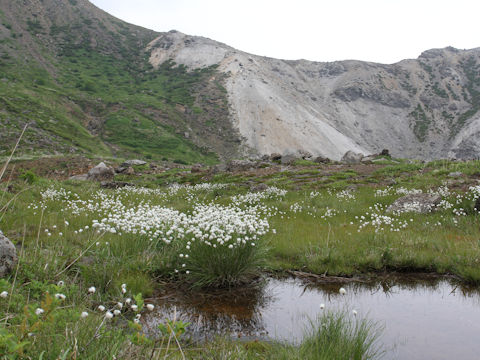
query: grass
1 158 480 358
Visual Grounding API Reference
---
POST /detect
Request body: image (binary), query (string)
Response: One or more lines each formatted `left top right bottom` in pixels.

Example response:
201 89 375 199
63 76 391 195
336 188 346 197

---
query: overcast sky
90 0 479 64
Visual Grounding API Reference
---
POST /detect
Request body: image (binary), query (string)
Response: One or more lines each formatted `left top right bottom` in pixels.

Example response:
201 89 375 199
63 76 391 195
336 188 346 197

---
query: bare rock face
387 194 442 214
0 231 17 277
148 32 480 161
87 162 115 181
341 151 364 164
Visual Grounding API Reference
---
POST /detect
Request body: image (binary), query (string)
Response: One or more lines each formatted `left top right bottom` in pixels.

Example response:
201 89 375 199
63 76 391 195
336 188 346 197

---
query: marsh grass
1 159 480 357
186 238 268 288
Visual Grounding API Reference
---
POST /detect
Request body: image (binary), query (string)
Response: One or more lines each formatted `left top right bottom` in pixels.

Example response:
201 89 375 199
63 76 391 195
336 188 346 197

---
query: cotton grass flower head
339 287 346 295
80 311 89 318
320 303 325 310
97 305 106 312
352 309 358 316
35 308 44 315
131 304 138 312
146 304 154 311
57 280 64 287
55 293 66 300
113 309 121 316
88 286 96 294
105 311 114 319
0 291 8 298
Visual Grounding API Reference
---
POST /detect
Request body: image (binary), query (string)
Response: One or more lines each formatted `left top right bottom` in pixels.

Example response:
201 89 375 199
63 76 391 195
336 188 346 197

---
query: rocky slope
149 32 480 160
1 0 480 161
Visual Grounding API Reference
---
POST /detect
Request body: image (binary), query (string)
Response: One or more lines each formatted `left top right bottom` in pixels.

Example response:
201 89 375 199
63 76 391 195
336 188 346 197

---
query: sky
89 0 480 64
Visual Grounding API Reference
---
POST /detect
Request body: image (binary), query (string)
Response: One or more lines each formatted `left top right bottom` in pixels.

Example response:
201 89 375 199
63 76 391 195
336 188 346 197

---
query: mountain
1 0 480 162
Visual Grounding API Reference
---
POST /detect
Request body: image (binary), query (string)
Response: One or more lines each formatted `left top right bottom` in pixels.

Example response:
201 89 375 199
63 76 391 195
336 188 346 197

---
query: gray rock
121 159 147 167
270 153 282 161
0 231 17 277
226 160 257 172
313 156 331 164
448 171 463 177
210 163 227 174
87 162 115 181
341 151 364 164
387 193 442 214
100 181 134 189
69 174 88 181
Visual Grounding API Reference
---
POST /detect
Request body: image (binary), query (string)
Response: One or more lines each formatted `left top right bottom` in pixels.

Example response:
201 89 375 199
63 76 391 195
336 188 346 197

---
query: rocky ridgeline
149 31 480 161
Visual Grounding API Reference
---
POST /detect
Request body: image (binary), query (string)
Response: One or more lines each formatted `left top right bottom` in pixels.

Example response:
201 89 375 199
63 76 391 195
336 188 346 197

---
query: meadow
1 156 479 358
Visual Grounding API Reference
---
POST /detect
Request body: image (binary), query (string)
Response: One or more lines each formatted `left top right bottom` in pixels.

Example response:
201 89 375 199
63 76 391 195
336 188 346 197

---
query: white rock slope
148 31 480 160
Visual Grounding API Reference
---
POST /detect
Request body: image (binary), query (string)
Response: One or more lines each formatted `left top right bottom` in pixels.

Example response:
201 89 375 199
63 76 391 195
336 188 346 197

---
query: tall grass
186 239 268 288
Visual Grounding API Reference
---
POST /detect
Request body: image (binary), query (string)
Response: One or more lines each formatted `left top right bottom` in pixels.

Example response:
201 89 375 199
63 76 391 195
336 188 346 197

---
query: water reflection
144 275 480 359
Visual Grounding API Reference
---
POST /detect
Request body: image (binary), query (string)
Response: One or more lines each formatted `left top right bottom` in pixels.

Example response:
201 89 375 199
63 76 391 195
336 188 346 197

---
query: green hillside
0 0 238 164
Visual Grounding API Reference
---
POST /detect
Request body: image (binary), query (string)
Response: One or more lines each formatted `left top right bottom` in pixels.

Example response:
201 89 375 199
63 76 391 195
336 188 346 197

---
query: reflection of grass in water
187 310 384 359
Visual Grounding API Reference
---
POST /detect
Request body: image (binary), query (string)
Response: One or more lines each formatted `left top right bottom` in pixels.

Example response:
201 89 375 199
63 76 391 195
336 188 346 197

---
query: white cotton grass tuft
80 311 89 318
97 305 106 312
105 311 114 319
146 304 154 311
88 286 96 294
0 291 8 298
320 303 325 310
55 293 66 300
339 287 346 295
35 308 44 315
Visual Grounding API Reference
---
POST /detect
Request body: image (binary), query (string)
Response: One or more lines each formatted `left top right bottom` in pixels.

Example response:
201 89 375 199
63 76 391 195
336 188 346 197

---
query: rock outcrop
387 194 442 214
0 231 17 277
148 31 480 160
87 162 115 181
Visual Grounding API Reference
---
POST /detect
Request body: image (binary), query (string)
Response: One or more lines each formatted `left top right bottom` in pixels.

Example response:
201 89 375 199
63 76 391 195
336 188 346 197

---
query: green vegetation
409 104 430 141
452 56 480 136
1 157 480 358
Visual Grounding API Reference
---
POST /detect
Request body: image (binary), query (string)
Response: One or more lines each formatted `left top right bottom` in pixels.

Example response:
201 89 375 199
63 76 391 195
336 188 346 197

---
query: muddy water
144 276 480 360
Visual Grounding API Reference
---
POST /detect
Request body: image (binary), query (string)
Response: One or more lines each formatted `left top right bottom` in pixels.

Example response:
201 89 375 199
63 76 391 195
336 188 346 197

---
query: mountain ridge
1 0 480 162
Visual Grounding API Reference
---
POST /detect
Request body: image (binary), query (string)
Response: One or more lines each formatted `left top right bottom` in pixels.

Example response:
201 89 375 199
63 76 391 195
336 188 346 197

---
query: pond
144 275 480 359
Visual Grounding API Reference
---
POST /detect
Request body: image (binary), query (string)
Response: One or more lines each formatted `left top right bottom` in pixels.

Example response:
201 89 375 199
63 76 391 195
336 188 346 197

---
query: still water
144 275 480 359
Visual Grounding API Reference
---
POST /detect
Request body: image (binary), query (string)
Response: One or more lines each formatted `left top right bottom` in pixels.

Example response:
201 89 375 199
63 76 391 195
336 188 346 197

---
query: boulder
100 181 134 189
0 231 17 277
341 151 364 164
121 159 147 167
386 193 441 214
313 156 331 164
448 172 463 177
124 167 135 175
226 160 257 172
87 162 115 181
299 150 312 160
270 153 282 161
210 163 227 174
